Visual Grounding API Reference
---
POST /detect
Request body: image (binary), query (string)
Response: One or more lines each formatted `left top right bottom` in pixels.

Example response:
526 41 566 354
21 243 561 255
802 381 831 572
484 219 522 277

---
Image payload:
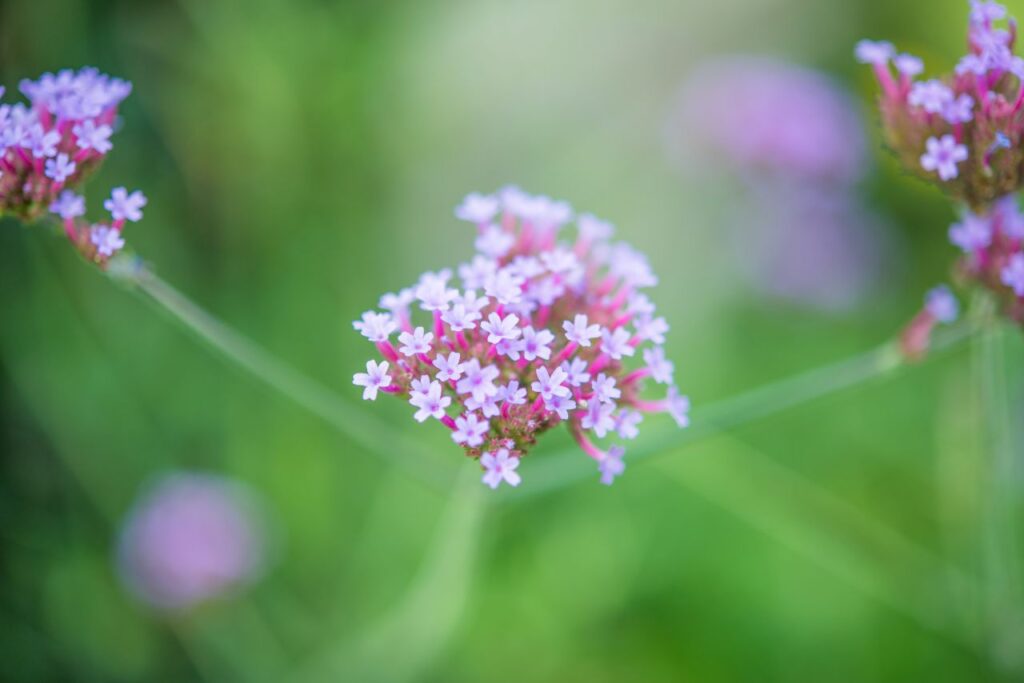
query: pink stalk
590 354 611 375
73 149 92 164
457 331 469 350
376 341 400 363
622 368 650 385
531 397 545 414
873 63 898 100
553 341 579 366
441 415 457 430
380 385 402 394
63 219 78 241
487 345 498 360
633 399 666 414
536 305 551 328
611 313 633 329
570 422 604 461
16 148 32 166
113 218 126 232
417 353 433 366
433 310 444 339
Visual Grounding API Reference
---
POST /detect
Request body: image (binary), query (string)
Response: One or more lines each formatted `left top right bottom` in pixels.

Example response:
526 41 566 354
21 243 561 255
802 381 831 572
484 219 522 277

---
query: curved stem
509 323 976 498
116 261 458 491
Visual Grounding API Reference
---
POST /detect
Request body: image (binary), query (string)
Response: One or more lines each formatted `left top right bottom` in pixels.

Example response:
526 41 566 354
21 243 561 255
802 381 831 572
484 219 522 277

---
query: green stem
512 323 975 497
118 261 458 491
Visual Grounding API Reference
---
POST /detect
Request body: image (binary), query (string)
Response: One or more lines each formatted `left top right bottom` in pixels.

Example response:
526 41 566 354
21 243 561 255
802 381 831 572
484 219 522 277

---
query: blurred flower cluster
353 187 690 489
1 67 145 266
858 0 1024 332
672 57 893 313
117 473 268 612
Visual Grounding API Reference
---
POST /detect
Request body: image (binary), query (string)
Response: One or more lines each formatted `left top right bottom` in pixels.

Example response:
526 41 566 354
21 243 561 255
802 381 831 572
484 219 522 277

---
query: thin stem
510 323 976 498
116 261 458 491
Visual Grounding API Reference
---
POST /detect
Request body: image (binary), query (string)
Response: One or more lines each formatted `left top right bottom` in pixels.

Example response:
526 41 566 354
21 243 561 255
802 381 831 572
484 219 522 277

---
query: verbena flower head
857 2 1024 207
49 186 147 267
860 2 1024 330
673 56 867 183
1 67 131 221
352 187 690 489
116 472 267 611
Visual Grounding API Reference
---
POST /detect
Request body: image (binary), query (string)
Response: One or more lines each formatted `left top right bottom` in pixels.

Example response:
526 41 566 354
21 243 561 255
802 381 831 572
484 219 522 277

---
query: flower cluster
858 2 1024 330
117 472 268 611
49 185 147 266
353 187 690 489
1 67 131 222
857 1 1024 207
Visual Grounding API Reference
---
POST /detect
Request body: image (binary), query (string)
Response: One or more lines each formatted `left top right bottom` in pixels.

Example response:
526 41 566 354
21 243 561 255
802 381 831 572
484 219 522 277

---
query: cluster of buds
352 187 690 490
1 67 131 222
1 67 147 267
858 1 1024 333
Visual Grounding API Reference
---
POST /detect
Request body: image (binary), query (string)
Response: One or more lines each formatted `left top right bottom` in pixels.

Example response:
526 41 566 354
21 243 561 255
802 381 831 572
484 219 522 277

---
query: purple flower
409 378 451 422
353 360 392 400
49 190 86 220
480 312 521 344
519 326 554 361
563 314 602 347
89 225 125 257
104 187 148 222
455 192 499 224
475 225 514 258
581 400 615 438
601 327 635 360
496 380 527 406
452 413 489 447
433 352 465 381
591 373 621 405
466 392 501 417
920 135 968 181
634 315 669 345
855 40 895 65
908 80 954 114
456 359 500 403
117 472 266 611
72 118 113 153
666 387 691 428
578 213 614 242
1002 253 1024 296
44 153 76 183
353 187 689 488
643 347 674 384
971 0 1007 24
545 393 577 420
925 286 959 323
484 269 525 305
615 410 643 440
598 446 626 486
942 94 975 125
531 366 570 403
562 358 591 387
481 448 521 489
353 311 397 342
949 212 993 252
398 327 433 356
894 54 924 77
28 124 61 158
441 303 481 331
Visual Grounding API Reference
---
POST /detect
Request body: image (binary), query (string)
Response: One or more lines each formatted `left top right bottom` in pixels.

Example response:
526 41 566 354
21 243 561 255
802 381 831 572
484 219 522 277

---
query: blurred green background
2 0 1023 680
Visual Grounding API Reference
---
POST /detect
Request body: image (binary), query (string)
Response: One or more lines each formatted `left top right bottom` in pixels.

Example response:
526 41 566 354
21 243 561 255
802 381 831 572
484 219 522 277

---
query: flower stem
511 322 976 498
114 260 458 491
